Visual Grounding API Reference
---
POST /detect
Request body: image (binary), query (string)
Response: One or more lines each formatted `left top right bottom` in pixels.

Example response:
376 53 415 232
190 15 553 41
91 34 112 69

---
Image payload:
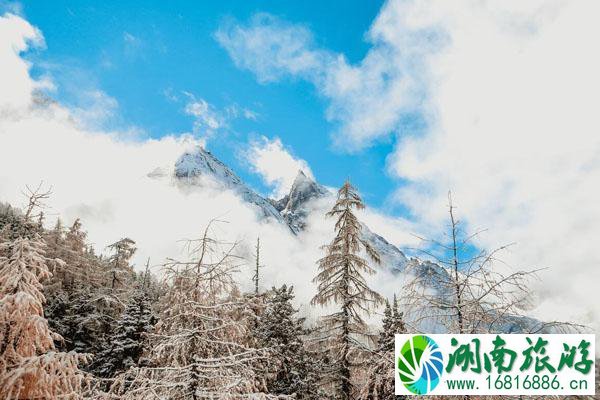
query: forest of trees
0 184 596 399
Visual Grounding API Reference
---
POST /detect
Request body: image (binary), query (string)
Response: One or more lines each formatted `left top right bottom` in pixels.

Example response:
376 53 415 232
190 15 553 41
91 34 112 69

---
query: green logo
397 335 444 394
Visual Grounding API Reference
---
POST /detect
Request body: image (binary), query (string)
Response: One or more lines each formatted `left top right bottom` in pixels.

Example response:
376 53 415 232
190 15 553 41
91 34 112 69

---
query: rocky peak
285 170 328 212
272 170 329 233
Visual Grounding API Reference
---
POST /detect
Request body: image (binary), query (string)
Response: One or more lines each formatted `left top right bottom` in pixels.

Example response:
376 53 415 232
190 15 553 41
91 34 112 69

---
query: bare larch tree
0 188 89 399
107 220 285 399
252 237 264 295
402 192 562 335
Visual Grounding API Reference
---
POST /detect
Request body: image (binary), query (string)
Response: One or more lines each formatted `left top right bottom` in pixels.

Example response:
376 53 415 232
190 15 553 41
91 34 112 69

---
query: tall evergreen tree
391 295 405 335
379 301 395 353
363 296 406 400
311 180 383 400
258 285 321 399
93 289 155 380
252 237 264 295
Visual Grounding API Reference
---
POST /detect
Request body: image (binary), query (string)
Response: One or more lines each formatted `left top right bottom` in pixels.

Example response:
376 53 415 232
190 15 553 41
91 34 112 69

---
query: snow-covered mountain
173 147 410 273
169 148 465 284
174 148 286 225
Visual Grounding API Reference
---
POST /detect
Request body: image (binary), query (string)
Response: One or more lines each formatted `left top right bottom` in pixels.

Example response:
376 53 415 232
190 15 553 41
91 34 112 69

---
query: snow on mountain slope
361 225 409 272
174 147 286 225
401 258 551 334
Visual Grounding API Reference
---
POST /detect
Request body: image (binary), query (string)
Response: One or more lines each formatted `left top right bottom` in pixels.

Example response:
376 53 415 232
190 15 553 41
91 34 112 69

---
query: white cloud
244 136 314 198
218 1 600 333
123 31 139 45
242 108 258 121
182 92 225 141
162 87 179 103
215 13 333 84
122 31 144 58
224 104 259 121
215 10 438 152
69 89 119 129
181 94 259 144
0 13 44 111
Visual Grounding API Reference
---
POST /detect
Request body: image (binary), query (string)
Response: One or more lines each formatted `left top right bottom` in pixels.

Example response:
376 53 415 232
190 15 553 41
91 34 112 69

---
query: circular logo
397 335 444 395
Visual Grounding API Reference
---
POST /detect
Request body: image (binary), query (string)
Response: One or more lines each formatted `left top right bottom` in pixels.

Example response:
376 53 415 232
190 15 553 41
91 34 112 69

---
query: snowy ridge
174 147 286 225
401 258 549 333
273 171 410 272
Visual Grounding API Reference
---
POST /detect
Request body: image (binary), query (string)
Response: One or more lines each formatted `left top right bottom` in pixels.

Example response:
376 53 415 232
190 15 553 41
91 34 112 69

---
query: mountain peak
289 170 327 201
170 147 411 275
174 147 241 184
289 169 315 191
293 169 308 181
272 170 329 233
174 147 286 226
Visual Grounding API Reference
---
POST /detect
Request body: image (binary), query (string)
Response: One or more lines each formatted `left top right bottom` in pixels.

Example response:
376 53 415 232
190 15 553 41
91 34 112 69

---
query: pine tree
380 301 394 353
0 202 36 242
363 296 406 400
43 218 125 356
64 287 115 355
0 191 89 399
311 180 383 400
109 221 283 399
49 218 64 246
258 285 321 399
93 289 155 380
391 295 405 335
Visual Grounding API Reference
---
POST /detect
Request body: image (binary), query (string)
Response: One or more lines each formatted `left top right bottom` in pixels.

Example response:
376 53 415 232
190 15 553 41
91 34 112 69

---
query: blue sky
16 0 406 209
